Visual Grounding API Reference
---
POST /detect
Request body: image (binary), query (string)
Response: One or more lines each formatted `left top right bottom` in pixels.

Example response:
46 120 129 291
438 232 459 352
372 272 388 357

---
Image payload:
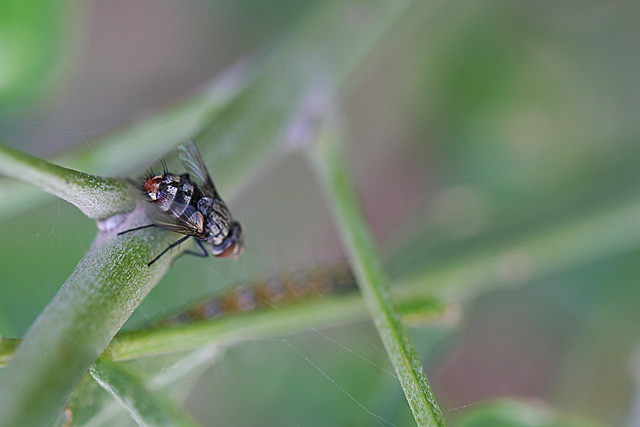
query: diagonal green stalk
90 359 202 427
0 143 135 219
309 125 447 427
0 200 179 427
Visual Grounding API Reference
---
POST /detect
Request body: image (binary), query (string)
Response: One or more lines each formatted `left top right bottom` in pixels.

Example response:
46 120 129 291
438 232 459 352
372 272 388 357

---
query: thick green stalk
309 126 447 427
0 144 135 219
0 213 178 427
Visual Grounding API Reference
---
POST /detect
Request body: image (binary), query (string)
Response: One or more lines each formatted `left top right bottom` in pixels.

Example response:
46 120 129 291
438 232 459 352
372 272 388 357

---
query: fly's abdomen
167 177 196 217
200 198 232 245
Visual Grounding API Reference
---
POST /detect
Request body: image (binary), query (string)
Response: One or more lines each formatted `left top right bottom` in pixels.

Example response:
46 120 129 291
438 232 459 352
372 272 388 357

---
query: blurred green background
1 0 639 425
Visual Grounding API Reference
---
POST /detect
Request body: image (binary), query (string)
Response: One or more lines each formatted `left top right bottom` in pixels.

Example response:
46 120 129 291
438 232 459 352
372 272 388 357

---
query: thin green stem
394 194 640 301
0 297 447 374
0 284 446 367
309 125 447 427
90 359 202 427
0 144 135 219
106 294 447 362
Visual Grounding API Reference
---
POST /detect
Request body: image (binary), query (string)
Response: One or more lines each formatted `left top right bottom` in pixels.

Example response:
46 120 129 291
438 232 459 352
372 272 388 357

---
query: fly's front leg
183 239 209 258
117 224 157 236
166 239 210 268
148 235 192 267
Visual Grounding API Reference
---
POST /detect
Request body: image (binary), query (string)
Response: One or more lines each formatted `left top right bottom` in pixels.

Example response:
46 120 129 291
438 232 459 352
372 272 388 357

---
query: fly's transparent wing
177 139 216 195
147 201 208 239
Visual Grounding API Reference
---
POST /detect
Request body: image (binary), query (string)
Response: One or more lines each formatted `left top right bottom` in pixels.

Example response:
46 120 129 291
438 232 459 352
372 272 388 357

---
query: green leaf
0 0 82 109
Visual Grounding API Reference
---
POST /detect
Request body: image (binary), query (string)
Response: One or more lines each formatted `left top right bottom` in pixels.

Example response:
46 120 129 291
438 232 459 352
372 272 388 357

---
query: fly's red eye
216 242 237 258
144 176 163 200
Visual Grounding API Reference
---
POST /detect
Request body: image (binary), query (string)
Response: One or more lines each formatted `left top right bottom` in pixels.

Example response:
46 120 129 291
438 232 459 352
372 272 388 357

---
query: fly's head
203 198 243 258
143 175 164 201
211 221 244 259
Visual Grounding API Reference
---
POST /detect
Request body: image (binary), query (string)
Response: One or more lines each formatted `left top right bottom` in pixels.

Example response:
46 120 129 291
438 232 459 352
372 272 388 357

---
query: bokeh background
1 1 639 425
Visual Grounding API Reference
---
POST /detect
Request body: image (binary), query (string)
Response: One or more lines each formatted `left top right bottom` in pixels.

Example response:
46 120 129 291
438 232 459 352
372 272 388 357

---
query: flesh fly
120 140 243 266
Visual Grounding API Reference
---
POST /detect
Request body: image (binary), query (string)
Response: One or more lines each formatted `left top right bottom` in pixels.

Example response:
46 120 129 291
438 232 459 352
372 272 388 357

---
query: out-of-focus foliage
455 398 605 427
0 0 79 110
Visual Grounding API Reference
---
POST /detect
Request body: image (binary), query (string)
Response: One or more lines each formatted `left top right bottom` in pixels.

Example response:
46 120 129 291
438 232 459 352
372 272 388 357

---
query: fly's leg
184 239 209 258
168 239 209 268
148 235 192 267
117 224 157 236
120 225 208 267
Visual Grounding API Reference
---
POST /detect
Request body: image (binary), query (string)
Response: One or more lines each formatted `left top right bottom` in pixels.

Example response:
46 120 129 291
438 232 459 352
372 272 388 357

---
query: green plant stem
309 126 447 427
0 292 449 368
0 286 446 368
90 359 202 427
105 294 447 362
0 143 135 219
0 284 447 367
0 222 178 427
